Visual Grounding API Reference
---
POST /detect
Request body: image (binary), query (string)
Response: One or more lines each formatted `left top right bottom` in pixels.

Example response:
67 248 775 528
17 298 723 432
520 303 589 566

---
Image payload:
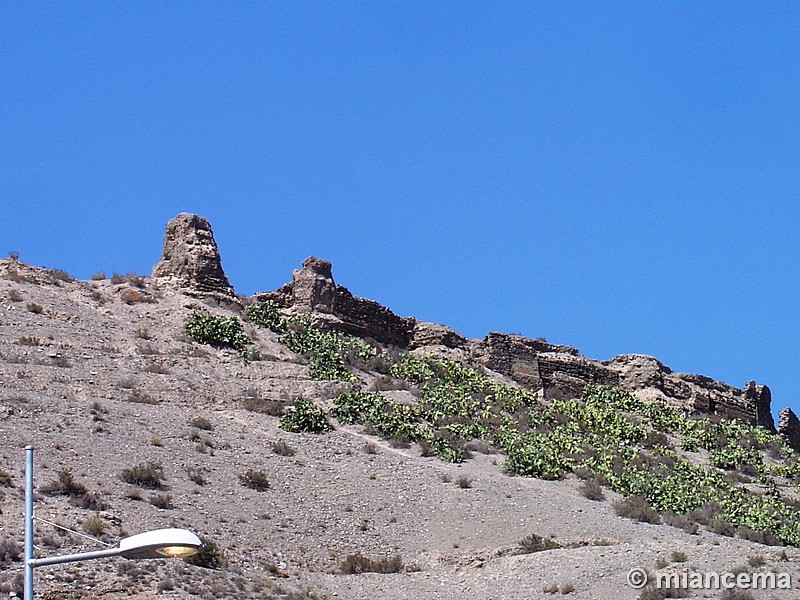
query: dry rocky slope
0 212 798 599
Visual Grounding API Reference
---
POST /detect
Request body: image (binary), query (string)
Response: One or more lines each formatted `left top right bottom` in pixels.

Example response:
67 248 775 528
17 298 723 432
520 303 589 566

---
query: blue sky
2 2 799 418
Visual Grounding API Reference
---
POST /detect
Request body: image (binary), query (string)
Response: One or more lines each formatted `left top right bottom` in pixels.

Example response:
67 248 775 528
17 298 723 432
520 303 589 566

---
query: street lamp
23 446 202 599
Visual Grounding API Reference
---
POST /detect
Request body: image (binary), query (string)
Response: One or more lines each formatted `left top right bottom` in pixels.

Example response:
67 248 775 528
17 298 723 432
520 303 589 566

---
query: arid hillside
2 214 800 600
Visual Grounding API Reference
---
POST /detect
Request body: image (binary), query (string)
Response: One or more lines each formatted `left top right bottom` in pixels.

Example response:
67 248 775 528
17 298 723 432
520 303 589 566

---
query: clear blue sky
2 2 799 418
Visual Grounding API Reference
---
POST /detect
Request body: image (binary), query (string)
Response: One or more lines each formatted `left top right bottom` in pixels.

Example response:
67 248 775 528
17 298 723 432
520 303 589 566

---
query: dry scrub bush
190 416 213 430
579 479 605 501
518 533 561 554
239 469 270 491
185 536 227 570
271 441 295 456
613 496 661 524
82 515 106 537
338 553 405 574
120 461 165 489
149 493 174 509
0 538 22 564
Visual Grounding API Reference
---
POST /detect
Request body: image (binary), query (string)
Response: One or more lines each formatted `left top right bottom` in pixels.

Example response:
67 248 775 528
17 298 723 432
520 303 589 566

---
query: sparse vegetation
271 440 295 456
120 288 152 305
338 553 405 574
82 514 106 537
670 550 687 563
184 536 227 570
120 461 165 489
707 517 736 538
149 493 174 509
40 469 89 499
456 474 472 489
26 302 43 314
614 497 661 524
239 469 270 491
559 582 575 594
719 590 755 600
126 387 160 404
663 511 699 535
142 361 170 374
189 416 213 430
187 466 208 486
0 538 22 564
579 479 605 501
242 388 287 416
517 533 561 554
747 554 765 567
0 469 13 488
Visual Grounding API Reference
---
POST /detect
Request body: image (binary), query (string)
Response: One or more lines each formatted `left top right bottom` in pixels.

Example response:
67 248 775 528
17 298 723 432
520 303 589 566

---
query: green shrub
244 301 286 333
177 304 800 549
185 311 250 352
280 397 333 433
279 314 373 381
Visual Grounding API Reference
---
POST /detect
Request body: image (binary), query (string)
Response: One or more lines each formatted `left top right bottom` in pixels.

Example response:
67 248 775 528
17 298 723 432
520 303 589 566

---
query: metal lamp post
23 446 202 599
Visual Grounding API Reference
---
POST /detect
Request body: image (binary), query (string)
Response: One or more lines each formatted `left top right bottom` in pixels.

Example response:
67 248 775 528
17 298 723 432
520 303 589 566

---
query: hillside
2 213 800 600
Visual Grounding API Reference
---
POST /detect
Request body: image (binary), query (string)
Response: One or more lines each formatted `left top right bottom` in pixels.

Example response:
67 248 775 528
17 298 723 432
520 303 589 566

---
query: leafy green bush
244 300 286 334
280 397 333 433
185 311 250 352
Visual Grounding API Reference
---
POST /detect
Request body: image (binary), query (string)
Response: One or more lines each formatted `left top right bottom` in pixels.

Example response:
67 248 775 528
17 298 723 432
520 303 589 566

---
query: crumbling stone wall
252 253 779 431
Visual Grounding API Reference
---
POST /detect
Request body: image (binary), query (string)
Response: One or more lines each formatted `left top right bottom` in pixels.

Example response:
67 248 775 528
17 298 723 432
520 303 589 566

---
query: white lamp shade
119 528 202 559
